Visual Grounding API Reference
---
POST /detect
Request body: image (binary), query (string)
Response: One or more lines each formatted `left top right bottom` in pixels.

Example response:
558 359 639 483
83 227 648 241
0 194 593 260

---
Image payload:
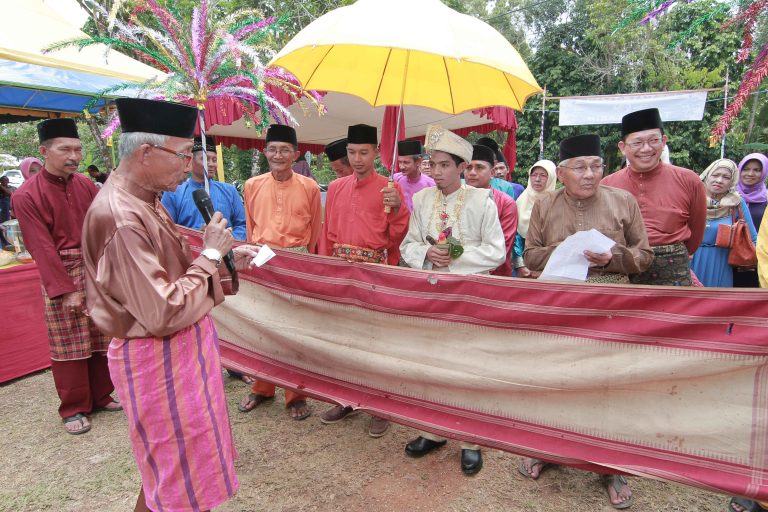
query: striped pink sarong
108 314 238 512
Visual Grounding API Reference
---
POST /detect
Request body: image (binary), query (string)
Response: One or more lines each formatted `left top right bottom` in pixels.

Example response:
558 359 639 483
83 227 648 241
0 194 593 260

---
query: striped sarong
108 314 238 512
42 249 110 360
629 242 691 286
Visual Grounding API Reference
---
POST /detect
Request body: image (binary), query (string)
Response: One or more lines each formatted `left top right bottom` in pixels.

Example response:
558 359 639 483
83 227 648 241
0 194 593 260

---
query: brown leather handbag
715 204 757 268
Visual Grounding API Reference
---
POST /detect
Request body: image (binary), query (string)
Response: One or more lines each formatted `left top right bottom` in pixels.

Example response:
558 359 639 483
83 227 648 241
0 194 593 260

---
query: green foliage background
1 0 766 187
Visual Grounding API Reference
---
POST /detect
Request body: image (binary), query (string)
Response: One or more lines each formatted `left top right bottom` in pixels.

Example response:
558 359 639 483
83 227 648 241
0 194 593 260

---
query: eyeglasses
559 163 605 174
264 147 295 157
151 145 193 162
625 137 663 150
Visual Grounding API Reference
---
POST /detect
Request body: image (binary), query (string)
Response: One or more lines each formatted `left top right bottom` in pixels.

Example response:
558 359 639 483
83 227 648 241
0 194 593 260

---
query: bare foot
518 458 550 480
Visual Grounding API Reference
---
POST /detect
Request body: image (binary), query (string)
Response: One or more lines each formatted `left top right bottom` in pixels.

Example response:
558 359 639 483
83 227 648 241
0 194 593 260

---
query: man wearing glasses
161 136 247 241
602 108 706 286
82 98 260 512
12 118 120 436
238 124 322 421
520 134 652 509
524 134 653 284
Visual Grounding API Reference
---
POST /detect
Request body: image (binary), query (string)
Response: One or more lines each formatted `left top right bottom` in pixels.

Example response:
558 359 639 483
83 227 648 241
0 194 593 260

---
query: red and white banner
181 229 768 501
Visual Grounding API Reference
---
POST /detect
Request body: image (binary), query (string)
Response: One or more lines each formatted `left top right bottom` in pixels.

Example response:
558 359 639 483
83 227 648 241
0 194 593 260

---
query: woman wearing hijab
733 153 768 287
513 160 557 277
19 157 43 181
690 159 757 287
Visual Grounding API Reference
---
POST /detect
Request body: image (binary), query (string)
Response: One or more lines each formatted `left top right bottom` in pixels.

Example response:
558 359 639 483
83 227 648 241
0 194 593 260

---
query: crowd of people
6 100 768 511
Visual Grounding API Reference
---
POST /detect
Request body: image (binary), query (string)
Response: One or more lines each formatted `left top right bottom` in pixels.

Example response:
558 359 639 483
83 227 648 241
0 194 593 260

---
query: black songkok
621 108 664 139
471 144 495 167
476 136 504 163
347 124 378 144
192 136 216 153
116 98 197 138
324 138 348 162
397 139 422 157
559 134 602 161
37 118 79 143
265 124 298 147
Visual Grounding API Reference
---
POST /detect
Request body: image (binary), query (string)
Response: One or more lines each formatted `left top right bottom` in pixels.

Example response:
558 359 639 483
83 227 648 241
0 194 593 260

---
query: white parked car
1 169 24 190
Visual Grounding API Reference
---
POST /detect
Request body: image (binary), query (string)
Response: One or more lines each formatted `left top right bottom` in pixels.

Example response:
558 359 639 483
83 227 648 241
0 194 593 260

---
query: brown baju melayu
82 172 238 511
524 185 654 282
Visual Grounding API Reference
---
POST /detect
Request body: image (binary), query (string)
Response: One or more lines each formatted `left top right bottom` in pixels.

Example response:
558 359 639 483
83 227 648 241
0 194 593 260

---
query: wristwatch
201 248 222 266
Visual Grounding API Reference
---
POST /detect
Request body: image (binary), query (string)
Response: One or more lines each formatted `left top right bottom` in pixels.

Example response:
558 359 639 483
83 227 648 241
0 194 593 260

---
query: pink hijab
19 157 43 180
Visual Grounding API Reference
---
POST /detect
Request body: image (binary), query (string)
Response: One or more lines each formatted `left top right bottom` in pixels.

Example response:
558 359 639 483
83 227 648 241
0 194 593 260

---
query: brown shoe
368 415 390 437
320 405 357 424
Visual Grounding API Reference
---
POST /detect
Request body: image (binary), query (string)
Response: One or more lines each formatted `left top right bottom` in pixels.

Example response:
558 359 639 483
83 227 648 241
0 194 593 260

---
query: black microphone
192 188 237 276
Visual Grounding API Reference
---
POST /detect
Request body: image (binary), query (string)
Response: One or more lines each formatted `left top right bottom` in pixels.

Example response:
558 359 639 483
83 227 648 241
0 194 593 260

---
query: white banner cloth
559 91 708 126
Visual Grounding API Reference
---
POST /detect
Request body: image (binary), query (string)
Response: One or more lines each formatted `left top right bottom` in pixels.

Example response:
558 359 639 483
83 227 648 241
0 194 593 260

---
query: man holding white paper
520 133 654 509
524 133 654 285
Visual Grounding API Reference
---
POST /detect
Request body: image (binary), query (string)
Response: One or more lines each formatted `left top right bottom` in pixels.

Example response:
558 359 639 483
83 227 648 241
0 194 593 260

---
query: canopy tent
0 0 164 123
205 93 519 167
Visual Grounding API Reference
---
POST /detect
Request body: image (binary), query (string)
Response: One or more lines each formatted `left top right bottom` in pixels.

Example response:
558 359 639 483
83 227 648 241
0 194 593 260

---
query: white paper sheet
251 244 276 267
539 229 616 282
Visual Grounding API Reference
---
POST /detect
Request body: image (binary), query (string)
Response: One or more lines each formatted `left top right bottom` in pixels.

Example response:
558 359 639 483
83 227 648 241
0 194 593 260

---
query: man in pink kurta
465 144 518 277
601 108 706 286
318 123 409 437
393 139 435 212
12 118 118 436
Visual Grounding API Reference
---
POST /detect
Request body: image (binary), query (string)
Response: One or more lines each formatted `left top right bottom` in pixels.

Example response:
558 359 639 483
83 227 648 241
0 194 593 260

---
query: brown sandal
63 413 91 435
237 393 274 413
287 400 311 421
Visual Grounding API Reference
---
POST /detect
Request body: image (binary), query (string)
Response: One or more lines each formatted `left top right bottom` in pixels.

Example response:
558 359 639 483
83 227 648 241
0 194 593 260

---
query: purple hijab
737 153 768 204
19 157 43 180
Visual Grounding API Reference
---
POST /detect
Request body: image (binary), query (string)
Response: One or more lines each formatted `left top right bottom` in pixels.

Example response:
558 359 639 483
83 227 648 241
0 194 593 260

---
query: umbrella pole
384 51 410 213
383 103 402 214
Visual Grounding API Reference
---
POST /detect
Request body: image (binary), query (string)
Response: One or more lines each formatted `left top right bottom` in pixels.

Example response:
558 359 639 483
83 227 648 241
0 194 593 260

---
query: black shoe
405 436 447 458
461 449 483 475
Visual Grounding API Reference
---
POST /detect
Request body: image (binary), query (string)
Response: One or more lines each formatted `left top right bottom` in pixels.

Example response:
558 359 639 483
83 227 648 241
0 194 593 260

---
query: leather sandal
287 400 311 421
62 413 91 435
237 393 274 413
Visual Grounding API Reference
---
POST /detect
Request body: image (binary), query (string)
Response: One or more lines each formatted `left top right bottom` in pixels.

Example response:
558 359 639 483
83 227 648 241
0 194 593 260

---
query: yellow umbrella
269 0 541 114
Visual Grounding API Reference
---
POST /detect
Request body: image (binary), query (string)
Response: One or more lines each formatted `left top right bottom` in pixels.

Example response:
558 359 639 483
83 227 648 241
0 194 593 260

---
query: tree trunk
251 149 261 176
85 116 113 170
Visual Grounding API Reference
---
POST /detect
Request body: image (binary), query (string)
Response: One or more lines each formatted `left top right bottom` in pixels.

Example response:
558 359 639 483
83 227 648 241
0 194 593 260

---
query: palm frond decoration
45 0 324 138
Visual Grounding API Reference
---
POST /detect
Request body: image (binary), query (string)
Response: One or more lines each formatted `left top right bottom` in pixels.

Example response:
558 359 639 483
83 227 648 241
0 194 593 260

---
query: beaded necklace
432 185 466 244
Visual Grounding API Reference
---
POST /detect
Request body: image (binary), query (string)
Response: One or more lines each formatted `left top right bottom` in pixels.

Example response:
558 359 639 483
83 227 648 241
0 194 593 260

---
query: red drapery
198 93 517 171
380 106 407 172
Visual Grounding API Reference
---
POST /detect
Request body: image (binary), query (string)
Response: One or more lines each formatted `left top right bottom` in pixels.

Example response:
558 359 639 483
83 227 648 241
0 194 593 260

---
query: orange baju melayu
243 171 322 405
243 172 322 252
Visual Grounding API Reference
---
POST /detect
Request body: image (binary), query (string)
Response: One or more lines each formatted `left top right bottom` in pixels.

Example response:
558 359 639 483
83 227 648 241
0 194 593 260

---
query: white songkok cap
424 124 473 163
